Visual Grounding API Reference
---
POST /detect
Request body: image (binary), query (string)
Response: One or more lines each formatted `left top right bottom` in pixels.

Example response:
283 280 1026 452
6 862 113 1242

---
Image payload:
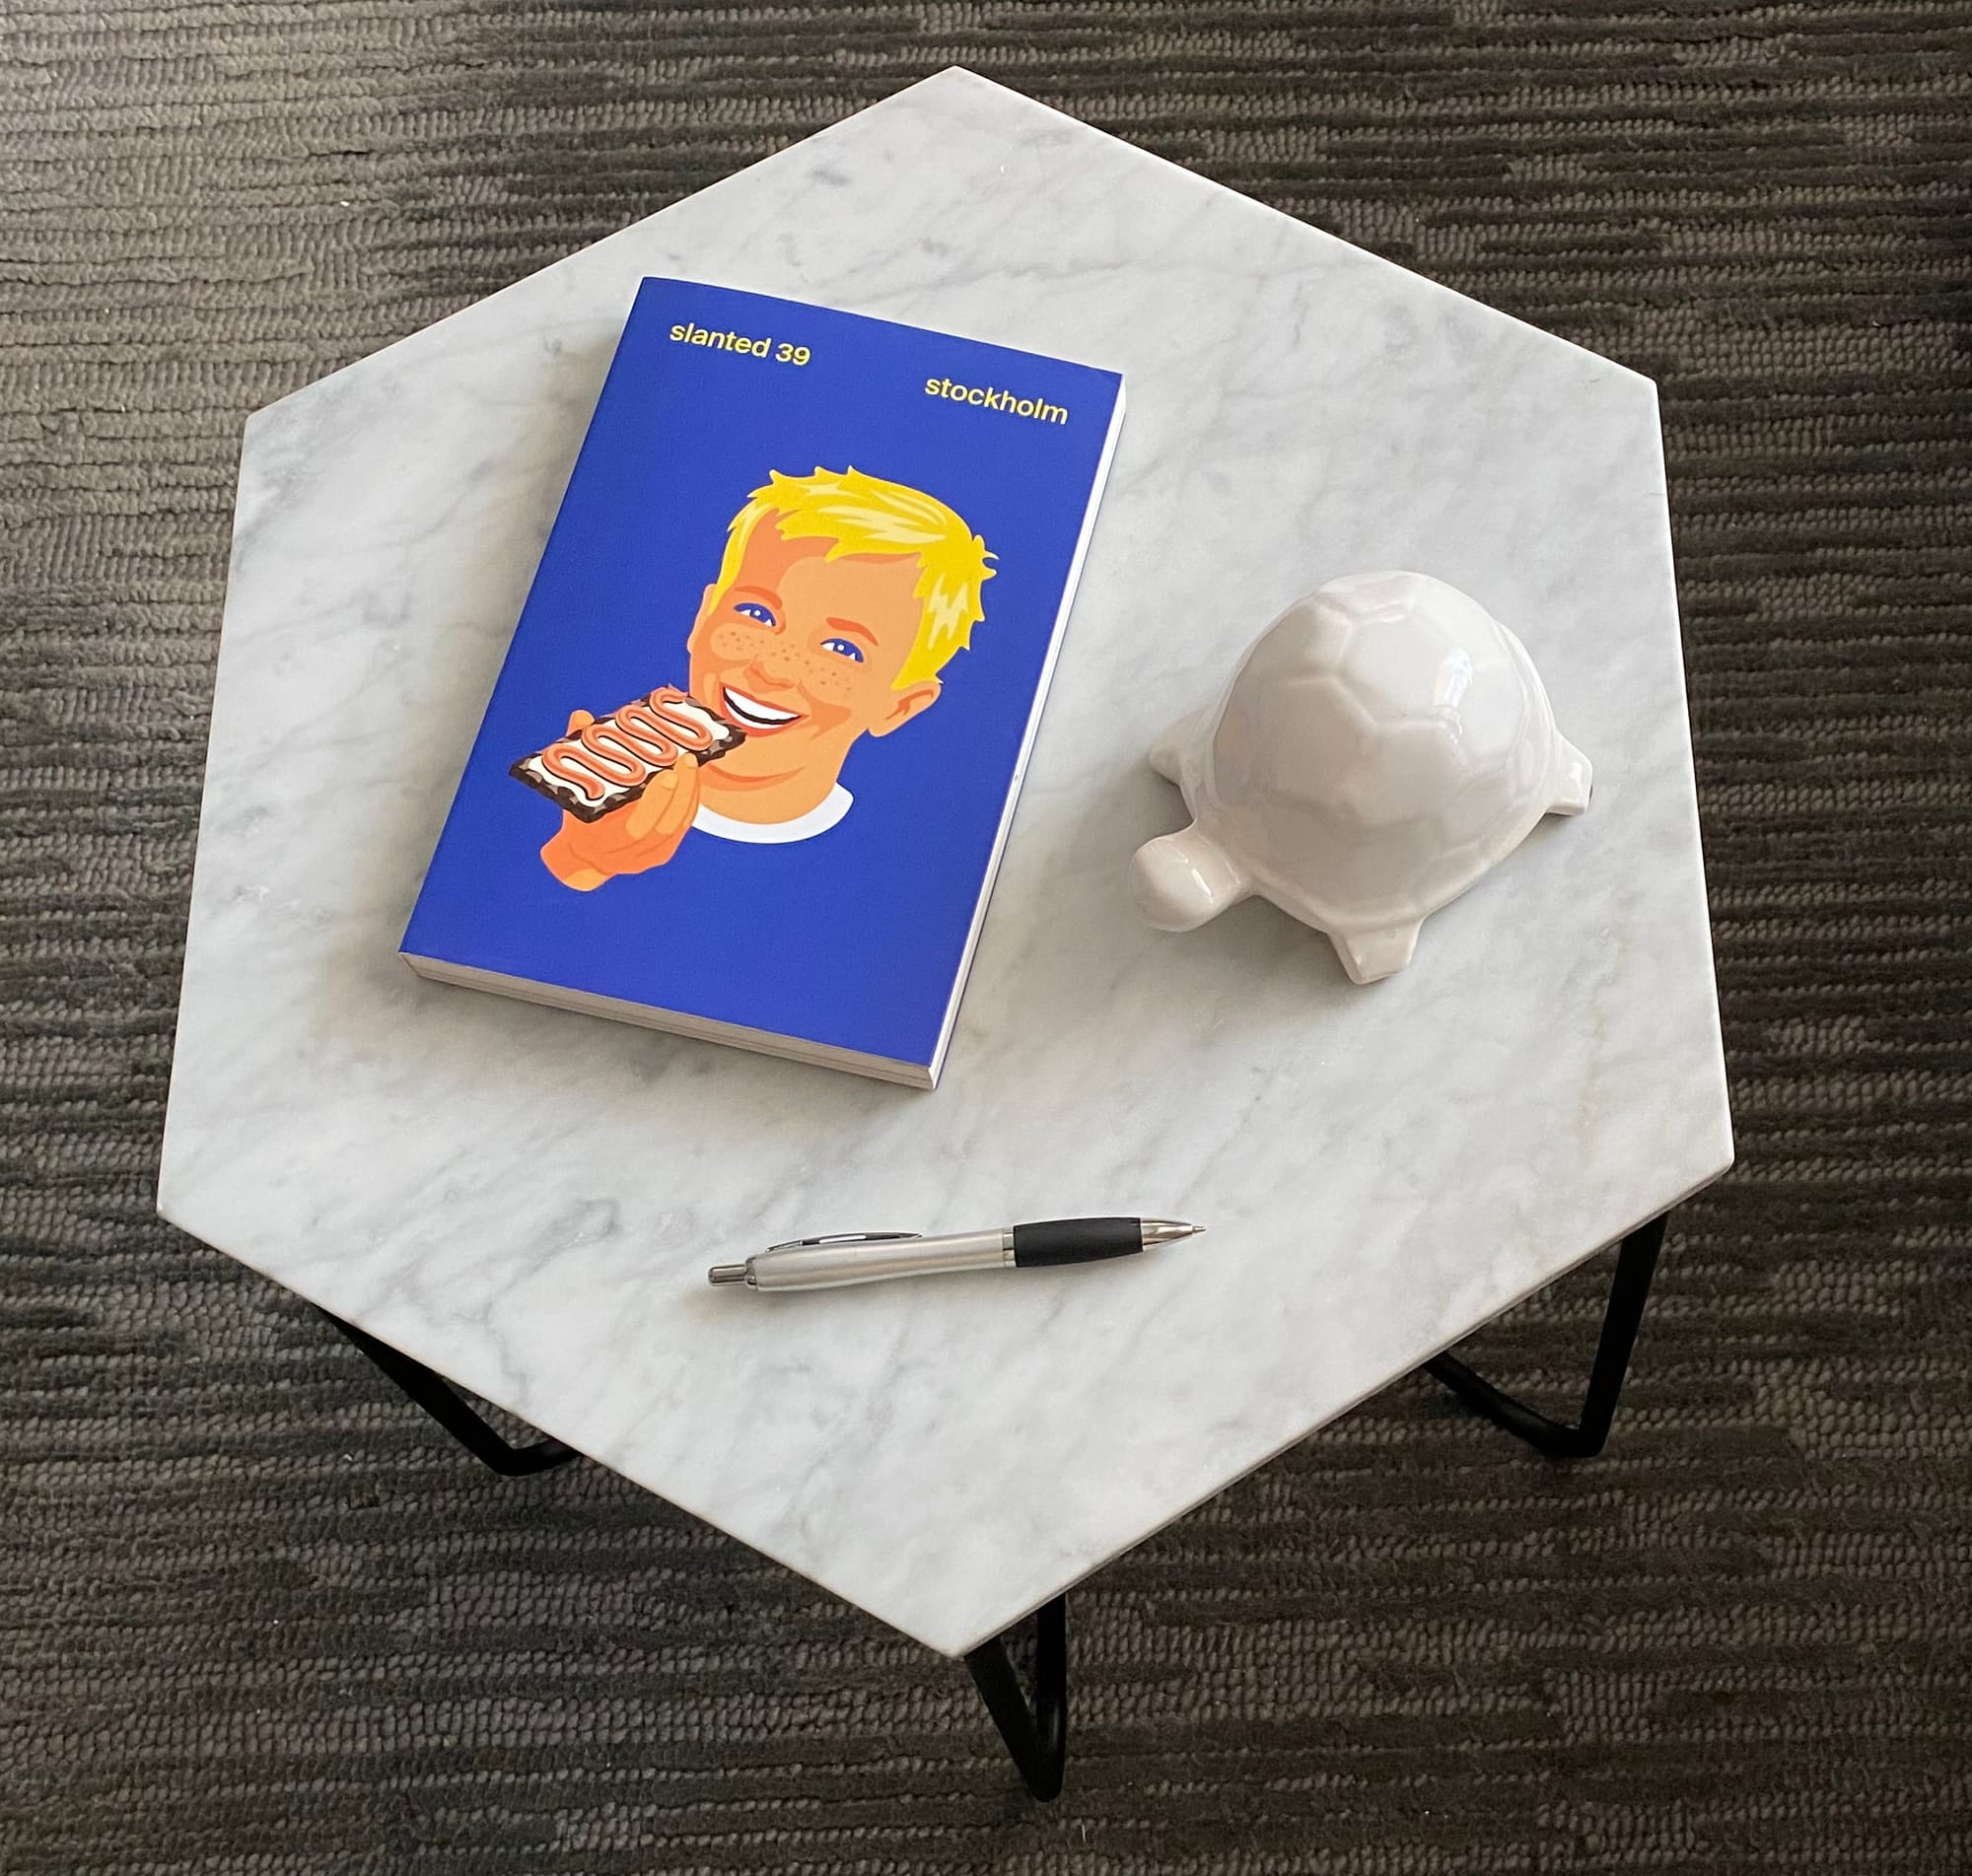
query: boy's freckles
688 535 929 742
683 526 944 826
678 508 967 825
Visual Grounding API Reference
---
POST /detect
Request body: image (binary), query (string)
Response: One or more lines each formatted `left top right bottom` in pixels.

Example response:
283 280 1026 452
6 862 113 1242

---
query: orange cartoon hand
539 709 703 890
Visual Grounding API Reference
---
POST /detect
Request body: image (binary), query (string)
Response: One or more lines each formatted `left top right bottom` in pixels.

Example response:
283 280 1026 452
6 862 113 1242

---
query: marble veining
159 69 1732 1657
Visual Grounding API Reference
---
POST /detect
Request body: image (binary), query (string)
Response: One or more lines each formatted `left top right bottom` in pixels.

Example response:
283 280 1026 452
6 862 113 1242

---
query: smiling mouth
720 685 803 731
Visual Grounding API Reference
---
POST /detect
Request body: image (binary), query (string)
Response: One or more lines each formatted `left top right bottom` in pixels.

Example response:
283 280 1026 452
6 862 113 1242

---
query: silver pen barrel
744 1228 1013 1291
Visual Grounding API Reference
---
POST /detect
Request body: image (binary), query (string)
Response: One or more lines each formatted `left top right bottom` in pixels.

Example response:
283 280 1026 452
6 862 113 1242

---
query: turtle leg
1549 736 1592 815
1130 823 1250 931
1333 921 1422 985
1148 709 1207 785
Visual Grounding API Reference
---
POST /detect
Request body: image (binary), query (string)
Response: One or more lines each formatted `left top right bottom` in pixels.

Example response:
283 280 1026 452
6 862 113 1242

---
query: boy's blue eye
734 601 775 626
820 637 865 663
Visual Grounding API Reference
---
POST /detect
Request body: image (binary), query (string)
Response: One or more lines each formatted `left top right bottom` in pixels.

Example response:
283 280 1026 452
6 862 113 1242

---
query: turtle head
1130 823 1251 931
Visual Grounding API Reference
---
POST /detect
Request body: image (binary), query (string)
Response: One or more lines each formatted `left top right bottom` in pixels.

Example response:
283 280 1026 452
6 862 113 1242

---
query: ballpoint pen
706 1216 1204 1292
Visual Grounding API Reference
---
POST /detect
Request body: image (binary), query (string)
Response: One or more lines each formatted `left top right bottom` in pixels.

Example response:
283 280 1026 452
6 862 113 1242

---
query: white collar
692 784 852 845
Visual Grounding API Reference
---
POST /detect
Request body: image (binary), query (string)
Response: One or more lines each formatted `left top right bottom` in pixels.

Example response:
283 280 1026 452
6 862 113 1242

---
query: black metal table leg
319 1309 580 1476
964 1595 1068 1800
1422 1214 1666 1458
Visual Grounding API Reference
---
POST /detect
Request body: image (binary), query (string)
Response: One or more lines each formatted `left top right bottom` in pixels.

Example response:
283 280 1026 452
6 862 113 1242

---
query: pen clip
765 1230 923 1252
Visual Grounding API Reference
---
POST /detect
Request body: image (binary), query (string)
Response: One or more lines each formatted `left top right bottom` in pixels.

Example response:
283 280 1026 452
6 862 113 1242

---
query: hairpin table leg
318 1309 579 1476
964 1594 1068 1800
1422 1214 1667 1459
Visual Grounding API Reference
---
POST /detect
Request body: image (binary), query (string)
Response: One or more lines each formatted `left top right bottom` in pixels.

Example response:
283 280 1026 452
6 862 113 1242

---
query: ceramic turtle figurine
1130 570 1591 984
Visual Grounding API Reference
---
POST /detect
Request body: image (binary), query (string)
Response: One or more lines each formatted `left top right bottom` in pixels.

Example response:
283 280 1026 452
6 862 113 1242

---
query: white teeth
722 686 800 728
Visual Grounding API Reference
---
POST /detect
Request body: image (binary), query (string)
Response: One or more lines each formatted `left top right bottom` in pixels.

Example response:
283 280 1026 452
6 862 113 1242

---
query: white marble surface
159 69 1732 1658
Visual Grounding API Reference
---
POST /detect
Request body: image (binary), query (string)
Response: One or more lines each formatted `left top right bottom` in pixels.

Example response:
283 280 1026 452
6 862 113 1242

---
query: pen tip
1140 1218 1206 1247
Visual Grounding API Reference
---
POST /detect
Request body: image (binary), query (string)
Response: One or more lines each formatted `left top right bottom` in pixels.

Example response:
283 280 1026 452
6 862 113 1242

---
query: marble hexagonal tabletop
159 69 1731 1657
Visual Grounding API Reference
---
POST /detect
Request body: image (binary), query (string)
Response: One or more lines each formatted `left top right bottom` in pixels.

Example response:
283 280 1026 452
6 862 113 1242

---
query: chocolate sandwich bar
511 687 745 822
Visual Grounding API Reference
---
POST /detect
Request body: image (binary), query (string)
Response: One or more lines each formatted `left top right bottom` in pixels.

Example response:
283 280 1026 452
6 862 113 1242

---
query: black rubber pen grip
1011 1217 1143 1268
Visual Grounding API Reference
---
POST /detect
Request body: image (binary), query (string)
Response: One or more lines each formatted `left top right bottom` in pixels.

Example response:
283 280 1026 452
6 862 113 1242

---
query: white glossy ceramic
1132 571 1592 983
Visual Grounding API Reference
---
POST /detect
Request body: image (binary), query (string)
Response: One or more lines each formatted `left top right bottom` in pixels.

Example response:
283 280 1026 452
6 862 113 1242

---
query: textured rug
3 3 1969 1870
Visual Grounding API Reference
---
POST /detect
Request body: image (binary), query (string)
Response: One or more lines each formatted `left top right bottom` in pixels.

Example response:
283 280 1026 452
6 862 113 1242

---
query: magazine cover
401 277 1125 1084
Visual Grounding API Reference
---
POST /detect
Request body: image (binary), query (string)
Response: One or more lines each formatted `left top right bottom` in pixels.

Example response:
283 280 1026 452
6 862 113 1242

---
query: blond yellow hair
714 466 994 688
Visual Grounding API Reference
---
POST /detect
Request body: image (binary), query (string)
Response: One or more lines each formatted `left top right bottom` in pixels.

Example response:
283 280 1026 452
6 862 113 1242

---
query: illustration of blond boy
540 466 994 890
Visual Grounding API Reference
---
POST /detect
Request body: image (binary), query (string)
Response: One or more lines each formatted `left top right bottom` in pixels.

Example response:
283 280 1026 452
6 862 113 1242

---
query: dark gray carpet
4 3 1969 1869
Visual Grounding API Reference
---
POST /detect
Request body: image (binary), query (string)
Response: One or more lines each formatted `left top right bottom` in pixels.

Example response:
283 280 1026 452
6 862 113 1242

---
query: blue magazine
402 279 1125 1087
